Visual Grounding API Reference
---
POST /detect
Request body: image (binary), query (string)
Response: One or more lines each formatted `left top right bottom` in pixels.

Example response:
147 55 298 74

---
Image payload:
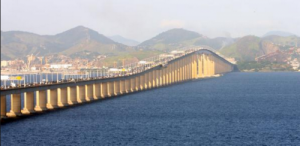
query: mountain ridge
1 26 128 60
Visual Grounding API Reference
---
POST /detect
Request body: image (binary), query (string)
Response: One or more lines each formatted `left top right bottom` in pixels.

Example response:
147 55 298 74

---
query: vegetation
101 50 164 67
237 61 294 72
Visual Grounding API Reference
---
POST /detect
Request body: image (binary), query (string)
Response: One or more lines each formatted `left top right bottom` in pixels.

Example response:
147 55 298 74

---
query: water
1 72 105 87
1 72 300 145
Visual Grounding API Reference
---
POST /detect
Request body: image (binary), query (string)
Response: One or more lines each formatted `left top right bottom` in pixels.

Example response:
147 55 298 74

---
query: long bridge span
1 48 236 121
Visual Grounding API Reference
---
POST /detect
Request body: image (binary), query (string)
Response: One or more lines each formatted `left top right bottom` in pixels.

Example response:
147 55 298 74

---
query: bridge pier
46 89 58 109
139 75 144 90
76 85 86 103
21 92 35 114
162 68 166 86
152 70 156 88
58 88 68 107
156 70 160 87
94 83 100 100
114 81 120 96
68 86 77 105
160 69 163 85
166 67 169 85
34 90 47 112
101 82 108 98
130 78 136 92
85 84 93 101
120 80 126 94
125 79 130 93
1 95 6 118
144 73 148 90
7 93 21 117
148 72 152 89
107 81 114 97
135 77 140 91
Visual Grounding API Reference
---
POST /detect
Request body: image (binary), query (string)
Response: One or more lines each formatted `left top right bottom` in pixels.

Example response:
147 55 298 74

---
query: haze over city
2 0 300 41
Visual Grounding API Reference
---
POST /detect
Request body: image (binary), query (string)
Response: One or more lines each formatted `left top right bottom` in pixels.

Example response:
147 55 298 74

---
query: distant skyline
1 0 300 42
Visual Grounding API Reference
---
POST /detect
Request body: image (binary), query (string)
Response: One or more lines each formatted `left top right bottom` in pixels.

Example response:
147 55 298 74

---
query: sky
1 0 300 42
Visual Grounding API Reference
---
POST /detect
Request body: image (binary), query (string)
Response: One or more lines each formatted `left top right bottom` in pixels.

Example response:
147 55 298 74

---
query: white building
50 64 72 69
1 60 10 67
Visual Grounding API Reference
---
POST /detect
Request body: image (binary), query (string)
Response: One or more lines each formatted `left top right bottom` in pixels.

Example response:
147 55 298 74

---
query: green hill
138 28 233 51
220 36 262 61
1 26 131 60
219 35 300 61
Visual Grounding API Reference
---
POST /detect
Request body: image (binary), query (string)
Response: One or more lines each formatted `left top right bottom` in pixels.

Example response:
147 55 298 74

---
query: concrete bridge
0 49 236 121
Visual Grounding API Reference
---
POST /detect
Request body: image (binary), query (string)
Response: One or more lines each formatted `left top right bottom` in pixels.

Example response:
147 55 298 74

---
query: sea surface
1 72 300 146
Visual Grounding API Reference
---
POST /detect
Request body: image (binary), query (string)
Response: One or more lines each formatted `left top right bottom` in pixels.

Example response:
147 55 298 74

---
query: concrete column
179 60 182 82
101 82 108 98
159 70 163 86
211 56 215 75
187 56 192 80
21 92 35 114
173 62 176 83
34 90 47 112
120 80 126 94
169 64 173 84
171 63 174 84
202 54 206 77
125 79 131 93
76 85 85 103
130 78 135 92
206 55 210 76
156 70 160 87
166 67 169 85
173 62 177 82
148 72 152 89
94 83 100 99
135 77 140 91
46 89 58 109
7 93 21 117
183 58 186 81
199 55 203 78
58 88 68 107
107 81 114 97
152 70 156 88
144 73 148 89
195 55 198 78
207 55 211 76
176 61 179 82
140 75 144 90
114 81 120 96
1 95 6 118
162 68 166 86
177 61 180 82
68 86 77 105
85 84 92 101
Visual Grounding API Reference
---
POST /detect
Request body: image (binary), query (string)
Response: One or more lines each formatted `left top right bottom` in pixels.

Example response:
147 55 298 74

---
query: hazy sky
2 0 300 42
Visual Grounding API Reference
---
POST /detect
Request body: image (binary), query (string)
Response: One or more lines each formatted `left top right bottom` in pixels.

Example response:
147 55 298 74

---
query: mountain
1 31 62 60
220 36 262 61
138 28 201 51
1 26 129 60
138 28 234 51
220 35 300 61
262 35 299 47
193 37 235 50
263 31 296 37
109 35 140 46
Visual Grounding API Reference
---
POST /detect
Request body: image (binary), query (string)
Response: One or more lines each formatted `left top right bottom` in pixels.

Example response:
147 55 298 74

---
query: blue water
1 72 105 87
1 72 300 145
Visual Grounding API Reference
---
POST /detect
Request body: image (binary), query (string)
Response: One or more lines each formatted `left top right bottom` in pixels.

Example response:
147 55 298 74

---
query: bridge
0 48 236 121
